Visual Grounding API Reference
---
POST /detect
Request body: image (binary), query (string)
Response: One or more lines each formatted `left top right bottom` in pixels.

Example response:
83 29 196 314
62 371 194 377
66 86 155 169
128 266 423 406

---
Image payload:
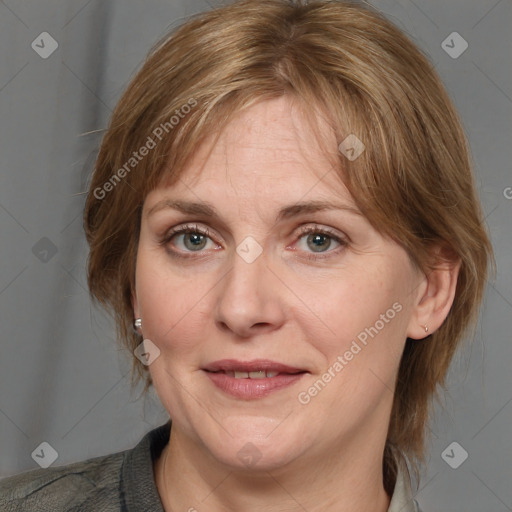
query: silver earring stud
134 318 142 329
424 324 428 333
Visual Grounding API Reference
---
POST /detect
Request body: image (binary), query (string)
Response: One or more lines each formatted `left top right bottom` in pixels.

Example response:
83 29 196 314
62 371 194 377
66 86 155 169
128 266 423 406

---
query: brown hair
84 0 493 491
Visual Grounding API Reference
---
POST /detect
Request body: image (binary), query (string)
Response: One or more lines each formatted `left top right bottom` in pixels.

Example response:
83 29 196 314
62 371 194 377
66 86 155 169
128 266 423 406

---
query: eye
160 224 219 255
159 223 348 260
294 225 348 259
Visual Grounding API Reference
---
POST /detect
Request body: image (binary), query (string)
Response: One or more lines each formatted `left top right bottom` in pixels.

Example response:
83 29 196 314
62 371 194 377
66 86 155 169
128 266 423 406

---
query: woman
0 0 493 510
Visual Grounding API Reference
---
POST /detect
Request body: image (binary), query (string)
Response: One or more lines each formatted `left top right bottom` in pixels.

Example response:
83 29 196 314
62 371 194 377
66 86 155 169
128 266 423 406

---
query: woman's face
133 96 426 471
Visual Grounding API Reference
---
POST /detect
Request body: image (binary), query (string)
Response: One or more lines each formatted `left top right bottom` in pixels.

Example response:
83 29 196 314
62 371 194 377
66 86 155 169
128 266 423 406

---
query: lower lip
204 371 306 399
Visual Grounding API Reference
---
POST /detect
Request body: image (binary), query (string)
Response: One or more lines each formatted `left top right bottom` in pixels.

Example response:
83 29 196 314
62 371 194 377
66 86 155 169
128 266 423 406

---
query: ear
407 247 461 340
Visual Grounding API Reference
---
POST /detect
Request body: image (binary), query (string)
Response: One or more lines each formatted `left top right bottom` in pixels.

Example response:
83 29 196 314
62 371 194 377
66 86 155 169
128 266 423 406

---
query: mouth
206 369 304 379
202 359 308 399
202 359 307 376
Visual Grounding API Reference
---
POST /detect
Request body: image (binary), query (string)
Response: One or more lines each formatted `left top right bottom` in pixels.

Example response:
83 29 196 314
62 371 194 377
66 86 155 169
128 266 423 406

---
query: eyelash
159 223 348 261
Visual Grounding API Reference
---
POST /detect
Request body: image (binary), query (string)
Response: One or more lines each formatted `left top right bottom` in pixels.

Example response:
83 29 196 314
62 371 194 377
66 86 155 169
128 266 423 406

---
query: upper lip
202 359 306 374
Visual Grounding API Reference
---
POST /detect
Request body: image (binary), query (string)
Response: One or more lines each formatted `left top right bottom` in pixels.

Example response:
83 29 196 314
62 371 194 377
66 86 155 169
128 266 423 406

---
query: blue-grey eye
307 233 332 252
182 232 208 251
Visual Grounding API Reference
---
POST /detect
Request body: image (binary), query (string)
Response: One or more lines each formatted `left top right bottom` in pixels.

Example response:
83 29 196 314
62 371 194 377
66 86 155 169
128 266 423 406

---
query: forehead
149 97 353 208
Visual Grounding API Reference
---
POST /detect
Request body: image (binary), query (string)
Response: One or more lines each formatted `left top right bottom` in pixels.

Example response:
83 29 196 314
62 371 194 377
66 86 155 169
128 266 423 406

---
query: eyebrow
147 199 362 222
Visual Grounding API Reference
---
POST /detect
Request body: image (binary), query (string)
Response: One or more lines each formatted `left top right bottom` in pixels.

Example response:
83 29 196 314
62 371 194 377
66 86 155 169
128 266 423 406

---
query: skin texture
132 97 459 512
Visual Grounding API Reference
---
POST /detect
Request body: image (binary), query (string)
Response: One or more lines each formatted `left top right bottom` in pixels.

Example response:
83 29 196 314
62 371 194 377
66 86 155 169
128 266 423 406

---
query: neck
155 425 391 512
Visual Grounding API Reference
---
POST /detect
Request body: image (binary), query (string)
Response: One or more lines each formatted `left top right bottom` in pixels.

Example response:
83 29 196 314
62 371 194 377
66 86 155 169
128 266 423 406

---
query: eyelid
294 223 349 243
160 223 217 242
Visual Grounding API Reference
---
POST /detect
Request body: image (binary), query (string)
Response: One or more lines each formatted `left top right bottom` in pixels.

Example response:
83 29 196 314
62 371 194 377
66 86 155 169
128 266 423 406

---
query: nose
213 244 286 338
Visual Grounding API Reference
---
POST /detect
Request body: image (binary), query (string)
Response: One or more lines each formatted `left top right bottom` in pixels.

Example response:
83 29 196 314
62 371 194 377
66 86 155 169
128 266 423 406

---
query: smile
202 360 308 399
220 370 280 379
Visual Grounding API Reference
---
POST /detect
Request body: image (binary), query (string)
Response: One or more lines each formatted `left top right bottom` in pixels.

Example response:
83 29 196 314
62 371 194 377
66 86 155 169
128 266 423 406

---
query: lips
202 359 308 399
202 359 306 376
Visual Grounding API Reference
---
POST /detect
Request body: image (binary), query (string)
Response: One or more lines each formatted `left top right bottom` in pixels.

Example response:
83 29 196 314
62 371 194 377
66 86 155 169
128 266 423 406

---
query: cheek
292 279 409 418
135 249 213 356
289 265 405 358
290 263 416 408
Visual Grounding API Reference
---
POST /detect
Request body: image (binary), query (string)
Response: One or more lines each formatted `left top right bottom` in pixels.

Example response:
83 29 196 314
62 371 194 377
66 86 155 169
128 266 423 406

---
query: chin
215 442 300 473
198 416 305 471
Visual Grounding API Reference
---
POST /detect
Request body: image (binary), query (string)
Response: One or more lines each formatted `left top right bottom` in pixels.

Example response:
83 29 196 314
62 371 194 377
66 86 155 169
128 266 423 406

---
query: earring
134 318 142 329
424 324 428 333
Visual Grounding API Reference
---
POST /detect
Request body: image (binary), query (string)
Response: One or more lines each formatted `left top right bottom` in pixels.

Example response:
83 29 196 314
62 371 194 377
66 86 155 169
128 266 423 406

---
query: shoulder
388 461 426 512
0 451 125 512
0 422 170 512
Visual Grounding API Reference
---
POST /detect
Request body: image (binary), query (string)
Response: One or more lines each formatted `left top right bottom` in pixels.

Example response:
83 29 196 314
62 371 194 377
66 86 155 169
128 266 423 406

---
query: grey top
0 422 423 511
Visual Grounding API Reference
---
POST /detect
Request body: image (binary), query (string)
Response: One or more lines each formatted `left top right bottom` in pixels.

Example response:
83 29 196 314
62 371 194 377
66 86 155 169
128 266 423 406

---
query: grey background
0 0 510 510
